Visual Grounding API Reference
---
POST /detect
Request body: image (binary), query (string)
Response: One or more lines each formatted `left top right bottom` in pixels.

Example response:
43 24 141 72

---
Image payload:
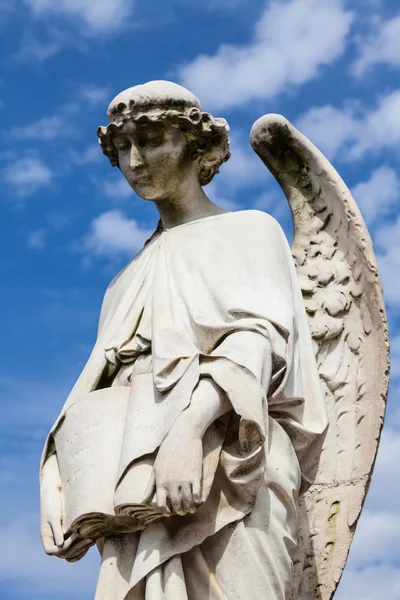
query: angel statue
39 80 389 600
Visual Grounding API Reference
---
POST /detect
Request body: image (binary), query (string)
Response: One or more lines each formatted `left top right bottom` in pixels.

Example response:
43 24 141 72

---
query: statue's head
97 80 230 201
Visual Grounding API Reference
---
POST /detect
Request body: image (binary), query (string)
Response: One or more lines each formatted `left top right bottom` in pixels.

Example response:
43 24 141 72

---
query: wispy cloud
216 133 267 190
351 166 400 226
352 12 400 77
337 564 400 600
296 103 359 161
101 175 135 200
0 514 99 599
296 89 400 161
9 114 71 142
77 84 109 106
83 210 152 258
24 0 135 34
173 0 248 10
8 84 108 143
2 156 53 197
12 32 62 65
0 370 100 597
69 144 102 166
178 0 353 111
390 335 400 379
27 228 47 249
336 423 400 599
373 216 400 306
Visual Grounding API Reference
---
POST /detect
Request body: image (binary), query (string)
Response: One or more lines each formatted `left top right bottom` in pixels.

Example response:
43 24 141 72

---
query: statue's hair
97 106 230 186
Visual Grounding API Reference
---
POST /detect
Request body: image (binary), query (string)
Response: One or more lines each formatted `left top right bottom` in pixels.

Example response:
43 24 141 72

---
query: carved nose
129 145 144 169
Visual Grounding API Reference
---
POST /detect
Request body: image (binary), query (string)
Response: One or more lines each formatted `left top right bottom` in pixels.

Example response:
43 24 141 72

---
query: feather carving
250 115 389 600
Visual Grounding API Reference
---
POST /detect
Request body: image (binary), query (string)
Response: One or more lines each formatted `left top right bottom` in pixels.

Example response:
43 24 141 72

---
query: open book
53 386 227 543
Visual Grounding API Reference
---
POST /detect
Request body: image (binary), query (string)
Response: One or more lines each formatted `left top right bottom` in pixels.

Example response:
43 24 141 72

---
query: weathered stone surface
39 83 389 599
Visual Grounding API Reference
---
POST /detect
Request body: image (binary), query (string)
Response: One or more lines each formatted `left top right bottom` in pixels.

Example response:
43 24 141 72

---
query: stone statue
39 81 389 600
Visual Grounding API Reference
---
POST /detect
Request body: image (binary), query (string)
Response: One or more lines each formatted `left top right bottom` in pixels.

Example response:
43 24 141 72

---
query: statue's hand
151 423 203 516
40 454 94 561
40 454 65 555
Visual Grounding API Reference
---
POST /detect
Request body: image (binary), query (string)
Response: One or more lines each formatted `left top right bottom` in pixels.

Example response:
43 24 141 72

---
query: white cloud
13 32 61 64
203 132 271 211
178 0 353 111
353 13 400 77
0 0 12 11
8 85 107 143
80 144 102 164
354 424 400 513
348 510 400 568
297 89 400 161
252 190 292 224
200 0 247 8
69 144 102 166
101 176 134 200
172 0 247 9
296 104 360 161
10 114 69 142
217 133 268 189
0 0 13 26
351 166 400 225
83 210 152 258
3 157 53 197
0 514 99 599
27 228 47 249
24 0 134 34
337 565 400 600
77 84 109 106
354 90 400 158
374 216 400 306
334 421 400 598
206 181 243 212
390 336 400 379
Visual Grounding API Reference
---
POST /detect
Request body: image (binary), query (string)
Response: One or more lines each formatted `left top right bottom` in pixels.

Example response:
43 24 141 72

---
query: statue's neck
154 184 227 230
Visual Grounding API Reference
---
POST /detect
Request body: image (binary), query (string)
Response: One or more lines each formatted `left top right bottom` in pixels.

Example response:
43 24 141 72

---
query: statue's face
112 119 195 201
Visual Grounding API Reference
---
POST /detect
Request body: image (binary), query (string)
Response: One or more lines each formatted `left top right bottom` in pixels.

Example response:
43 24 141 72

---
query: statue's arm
152 330 273 516
151 377 228 516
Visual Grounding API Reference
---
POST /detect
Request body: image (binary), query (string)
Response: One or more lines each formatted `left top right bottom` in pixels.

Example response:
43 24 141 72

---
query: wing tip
250 113 292 147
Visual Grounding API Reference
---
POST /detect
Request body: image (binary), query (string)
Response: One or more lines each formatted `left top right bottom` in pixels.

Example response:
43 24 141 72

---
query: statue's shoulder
234 209 281 227
106 237 156 293
232 210 286 242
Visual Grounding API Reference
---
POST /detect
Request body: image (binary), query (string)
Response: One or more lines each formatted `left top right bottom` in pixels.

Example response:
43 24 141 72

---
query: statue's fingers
63 545 91 562
192 479 202 504
50 517 64 547
41 522 58 555
168 484 183 515
59 532 80 553
40 520 52 543
61 538 93 561
156 485 170 514
180 483 196 514
66 549 89 563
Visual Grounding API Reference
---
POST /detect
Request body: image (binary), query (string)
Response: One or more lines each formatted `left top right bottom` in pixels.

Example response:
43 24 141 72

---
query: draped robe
41 210 327 599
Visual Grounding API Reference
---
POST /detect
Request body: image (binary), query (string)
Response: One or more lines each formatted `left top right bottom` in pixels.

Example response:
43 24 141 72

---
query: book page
54 387 129 532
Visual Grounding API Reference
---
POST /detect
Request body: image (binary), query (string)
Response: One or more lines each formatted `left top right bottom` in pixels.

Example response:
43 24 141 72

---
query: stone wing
250 115 389 600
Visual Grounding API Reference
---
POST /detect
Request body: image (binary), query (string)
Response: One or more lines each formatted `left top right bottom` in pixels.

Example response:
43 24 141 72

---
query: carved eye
112 135 130 152
137 127 164 148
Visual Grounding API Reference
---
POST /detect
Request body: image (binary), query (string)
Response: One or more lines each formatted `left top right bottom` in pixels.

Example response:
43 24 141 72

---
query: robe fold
41 210 327 600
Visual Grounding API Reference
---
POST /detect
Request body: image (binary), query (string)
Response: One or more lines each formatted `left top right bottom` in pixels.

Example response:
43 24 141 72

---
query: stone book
54 386 226 542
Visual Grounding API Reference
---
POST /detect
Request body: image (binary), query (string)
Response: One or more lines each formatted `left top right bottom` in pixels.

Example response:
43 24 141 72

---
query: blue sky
1 0 400 598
